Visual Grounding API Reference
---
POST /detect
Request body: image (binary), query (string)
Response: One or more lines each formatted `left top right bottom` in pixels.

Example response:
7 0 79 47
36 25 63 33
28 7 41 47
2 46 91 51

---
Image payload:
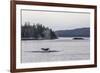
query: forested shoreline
21 22 58 40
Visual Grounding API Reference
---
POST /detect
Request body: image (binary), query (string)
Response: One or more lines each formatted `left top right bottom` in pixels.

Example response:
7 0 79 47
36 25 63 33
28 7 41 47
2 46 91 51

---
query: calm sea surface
21 37 90 63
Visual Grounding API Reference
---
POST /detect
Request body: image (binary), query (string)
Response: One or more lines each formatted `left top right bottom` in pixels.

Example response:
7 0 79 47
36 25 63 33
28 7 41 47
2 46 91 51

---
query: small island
73 37 84 40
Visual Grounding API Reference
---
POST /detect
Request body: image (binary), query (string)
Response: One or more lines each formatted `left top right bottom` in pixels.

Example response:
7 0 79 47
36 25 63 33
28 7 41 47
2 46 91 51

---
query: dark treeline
21 22 57 40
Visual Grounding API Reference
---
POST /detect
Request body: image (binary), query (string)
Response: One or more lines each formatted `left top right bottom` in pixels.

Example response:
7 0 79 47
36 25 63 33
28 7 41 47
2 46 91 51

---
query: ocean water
21 37 90 63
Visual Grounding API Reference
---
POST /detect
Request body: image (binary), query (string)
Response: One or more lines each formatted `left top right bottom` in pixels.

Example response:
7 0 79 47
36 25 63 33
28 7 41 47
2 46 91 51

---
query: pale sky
21 10 90 31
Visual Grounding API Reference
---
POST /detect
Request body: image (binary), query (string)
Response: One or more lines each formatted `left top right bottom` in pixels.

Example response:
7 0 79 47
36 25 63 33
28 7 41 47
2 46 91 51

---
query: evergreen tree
49 29 57 39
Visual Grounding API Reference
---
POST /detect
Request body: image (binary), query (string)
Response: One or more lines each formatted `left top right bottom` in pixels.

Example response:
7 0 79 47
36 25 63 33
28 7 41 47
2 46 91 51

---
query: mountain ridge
55 28 90 37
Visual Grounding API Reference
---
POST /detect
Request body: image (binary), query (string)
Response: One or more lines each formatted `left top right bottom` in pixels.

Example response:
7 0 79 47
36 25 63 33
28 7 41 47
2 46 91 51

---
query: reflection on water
21 37 90 63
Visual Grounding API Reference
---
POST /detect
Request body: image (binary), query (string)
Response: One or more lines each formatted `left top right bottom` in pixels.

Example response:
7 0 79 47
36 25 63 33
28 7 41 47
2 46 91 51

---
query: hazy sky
21 10 90 31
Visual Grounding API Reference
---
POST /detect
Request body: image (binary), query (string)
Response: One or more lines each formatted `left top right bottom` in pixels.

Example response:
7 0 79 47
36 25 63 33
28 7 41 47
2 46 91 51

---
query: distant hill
55 28 90 37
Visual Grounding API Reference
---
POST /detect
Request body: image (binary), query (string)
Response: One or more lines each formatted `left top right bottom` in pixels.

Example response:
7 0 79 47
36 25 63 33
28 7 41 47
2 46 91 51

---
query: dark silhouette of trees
49 29 57 39
21 22 58 40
